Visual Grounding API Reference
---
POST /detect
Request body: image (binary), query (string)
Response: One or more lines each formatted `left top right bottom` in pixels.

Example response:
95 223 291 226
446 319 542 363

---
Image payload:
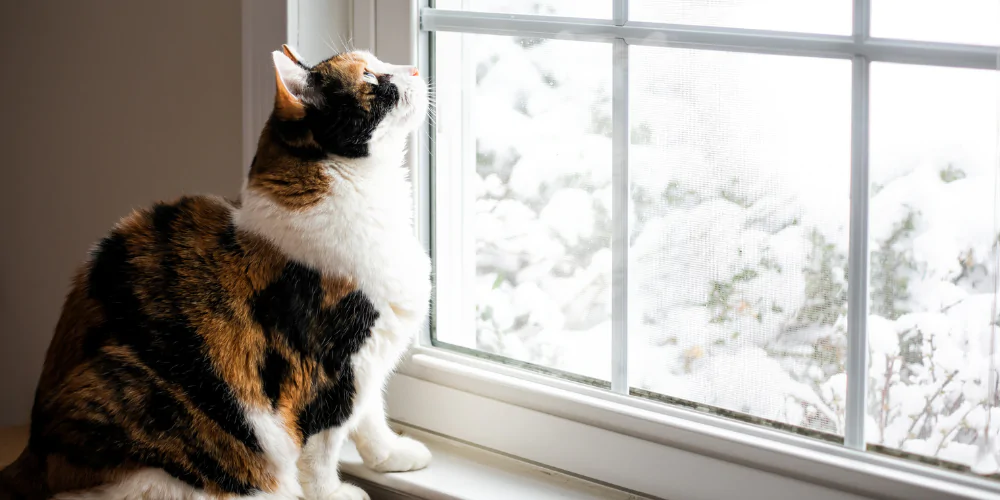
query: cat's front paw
323 482 370 500
361 436 432 473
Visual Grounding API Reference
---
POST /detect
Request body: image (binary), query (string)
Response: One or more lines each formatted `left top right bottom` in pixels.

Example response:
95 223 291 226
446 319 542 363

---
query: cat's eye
362 71 378 86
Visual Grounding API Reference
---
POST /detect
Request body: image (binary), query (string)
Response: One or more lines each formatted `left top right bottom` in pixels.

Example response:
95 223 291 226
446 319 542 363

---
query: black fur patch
217 223 243 255
85 237 261 453
297 291 380 439
252 262 329 355
260 347 288 408
297 371 357 440
251 263 379 440
271 70 400 159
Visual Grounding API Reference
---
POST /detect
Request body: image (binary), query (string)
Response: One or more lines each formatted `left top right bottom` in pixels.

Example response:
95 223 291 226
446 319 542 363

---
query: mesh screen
435 32 614 380
867 62 1000 472
628 45 852 433
872 0 1000 46
629 0 849 34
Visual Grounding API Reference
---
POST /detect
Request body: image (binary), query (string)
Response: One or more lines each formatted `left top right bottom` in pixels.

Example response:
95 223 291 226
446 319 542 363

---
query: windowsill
0 424 639 500
341 424 645 500
389 348 1000 500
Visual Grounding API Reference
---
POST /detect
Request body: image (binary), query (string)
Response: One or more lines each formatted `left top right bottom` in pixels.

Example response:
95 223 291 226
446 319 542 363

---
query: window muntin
434 0 610 19
425 0 1000 478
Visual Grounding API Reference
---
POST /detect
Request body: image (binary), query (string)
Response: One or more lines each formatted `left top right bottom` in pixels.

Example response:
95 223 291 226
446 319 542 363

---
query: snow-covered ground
434 0 1000 472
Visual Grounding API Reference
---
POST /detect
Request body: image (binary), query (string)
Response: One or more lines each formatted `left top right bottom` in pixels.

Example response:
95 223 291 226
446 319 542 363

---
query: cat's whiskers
337 34 352 54
321 34 340 56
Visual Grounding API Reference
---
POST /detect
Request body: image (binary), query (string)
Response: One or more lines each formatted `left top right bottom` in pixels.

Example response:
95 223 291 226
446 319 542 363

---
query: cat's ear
281 44 303 64
272 50 308 120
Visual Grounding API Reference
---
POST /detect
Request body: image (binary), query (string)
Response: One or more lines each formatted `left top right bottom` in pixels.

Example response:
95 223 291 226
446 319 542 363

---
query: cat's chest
315 175 430 322
330 224 431 324
237 186 431 333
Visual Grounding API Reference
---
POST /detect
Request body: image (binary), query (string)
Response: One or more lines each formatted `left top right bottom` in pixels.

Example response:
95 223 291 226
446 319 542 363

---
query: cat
0 45 431 500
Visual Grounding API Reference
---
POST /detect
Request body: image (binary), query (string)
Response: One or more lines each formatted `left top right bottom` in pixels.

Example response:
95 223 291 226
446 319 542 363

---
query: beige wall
0 0 243 425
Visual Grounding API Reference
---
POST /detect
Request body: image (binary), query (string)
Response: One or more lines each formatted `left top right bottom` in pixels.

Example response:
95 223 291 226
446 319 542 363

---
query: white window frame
244 1 1000 498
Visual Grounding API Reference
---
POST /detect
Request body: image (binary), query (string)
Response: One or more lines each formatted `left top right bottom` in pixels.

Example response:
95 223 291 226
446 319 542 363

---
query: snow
435 0 1000 473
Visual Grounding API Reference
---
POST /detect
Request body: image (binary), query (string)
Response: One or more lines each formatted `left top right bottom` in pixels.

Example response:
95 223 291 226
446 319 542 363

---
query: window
383 0 1000 497
867 61 999 468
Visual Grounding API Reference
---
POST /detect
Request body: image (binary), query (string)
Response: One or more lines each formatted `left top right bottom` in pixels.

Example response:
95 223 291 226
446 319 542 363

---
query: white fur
272 51 309 97
246 410 304 499
59 51 429 500
53 466 303 500
52 414 304 500
52 469 211 500
239 51 432 498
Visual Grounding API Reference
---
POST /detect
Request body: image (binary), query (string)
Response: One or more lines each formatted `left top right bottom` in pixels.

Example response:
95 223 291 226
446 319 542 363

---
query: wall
0 0 243 425
288 0 354 65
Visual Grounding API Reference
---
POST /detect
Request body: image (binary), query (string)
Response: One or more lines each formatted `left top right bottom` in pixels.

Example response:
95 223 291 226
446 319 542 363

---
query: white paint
242 0 288 175
352 0 377 53
391 350 1000 500
289 0 353 65
387 374 869 500
339 424 647 500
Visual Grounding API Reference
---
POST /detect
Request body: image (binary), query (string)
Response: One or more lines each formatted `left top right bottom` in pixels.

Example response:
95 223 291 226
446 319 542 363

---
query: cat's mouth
393 83 427 125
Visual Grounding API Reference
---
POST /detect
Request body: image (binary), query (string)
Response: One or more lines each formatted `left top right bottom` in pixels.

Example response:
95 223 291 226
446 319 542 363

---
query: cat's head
267 45 427 159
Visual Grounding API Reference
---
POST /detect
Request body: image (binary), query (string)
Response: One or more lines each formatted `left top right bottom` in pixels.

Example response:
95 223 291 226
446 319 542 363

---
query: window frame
254 1 1000 498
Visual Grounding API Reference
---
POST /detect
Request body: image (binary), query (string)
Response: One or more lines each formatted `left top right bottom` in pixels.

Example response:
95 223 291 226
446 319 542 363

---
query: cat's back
27 195 294 496
38 194 257 389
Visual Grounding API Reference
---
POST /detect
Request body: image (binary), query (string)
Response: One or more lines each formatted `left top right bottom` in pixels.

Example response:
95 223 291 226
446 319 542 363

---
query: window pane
434 32 613 381
872 0 1000 46
629 46 852 434
630 0 850 35
434 0 609 19
868 63 1000 471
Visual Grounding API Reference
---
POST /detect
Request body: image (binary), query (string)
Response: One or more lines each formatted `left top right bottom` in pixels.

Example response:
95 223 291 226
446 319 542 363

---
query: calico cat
0 45 431 500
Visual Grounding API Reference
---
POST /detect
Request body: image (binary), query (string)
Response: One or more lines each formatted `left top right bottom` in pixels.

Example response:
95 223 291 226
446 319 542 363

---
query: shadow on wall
0 0 243 426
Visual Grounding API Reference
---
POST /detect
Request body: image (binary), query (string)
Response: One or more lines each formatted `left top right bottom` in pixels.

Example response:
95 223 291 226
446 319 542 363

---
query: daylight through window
425 0 1000 476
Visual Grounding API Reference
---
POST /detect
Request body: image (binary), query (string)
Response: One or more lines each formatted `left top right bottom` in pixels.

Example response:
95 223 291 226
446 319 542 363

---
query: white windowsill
341 425 645 500
387 348 1000 500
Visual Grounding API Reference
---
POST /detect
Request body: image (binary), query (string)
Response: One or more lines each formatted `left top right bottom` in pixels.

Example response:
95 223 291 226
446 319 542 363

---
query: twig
899 370 959 448
934 403 979 456
880 355 897 443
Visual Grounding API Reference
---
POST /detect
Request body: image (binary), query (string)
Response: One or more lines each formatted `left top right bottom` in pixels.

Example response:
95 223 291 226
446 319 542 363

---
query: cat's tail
0 447 49 500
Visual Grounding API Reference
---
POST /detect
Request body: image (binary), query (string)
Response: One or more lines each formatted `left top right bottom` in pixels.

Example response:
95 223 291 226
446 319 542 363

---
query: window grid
422 0 1000 452
845 0 872 452
421 9 998 69
611 34 630 395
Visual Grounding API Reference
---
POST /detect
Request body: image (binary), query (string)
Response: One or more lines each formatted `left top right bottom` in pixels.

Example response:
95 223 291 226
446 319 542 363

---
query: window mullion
853 0 871 40
845 0 872 451
611 36 630 395
613 0 628 26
